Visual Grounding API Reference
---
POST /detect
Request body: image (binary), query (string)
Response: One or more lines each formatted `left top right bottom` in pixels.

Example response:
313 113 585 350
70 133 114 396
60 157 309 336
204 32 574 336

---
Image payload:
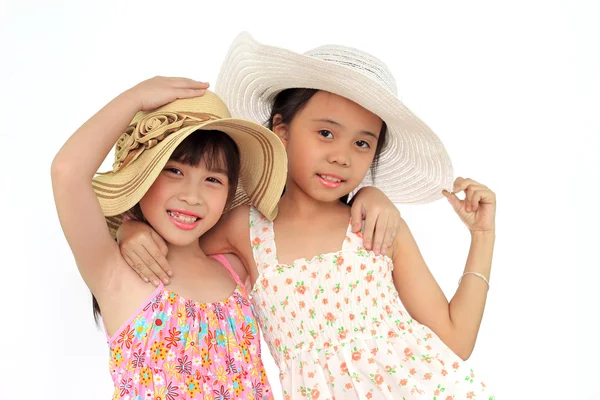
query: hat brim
216 32 453 204
93 117 287 235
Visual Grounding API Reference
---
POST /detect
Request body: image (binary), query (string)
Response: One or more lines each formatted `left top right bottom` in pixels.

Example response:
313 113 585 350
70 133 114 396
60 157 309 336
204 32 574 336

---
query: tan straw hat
92 90 287 235
216 32 454 204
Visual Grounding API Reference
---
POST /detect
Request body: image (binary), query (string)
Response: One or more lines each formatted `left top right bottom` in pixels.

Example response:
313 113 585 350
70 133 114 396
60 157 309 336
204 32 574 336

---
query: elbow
50 156 71 184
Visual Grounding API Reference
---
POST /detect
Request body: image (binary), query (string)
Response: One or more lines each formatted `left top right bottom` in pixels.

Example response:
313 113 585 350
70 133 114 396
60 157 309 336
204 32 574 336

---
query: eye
164 167 183 175
355 140 371 149
318 130 334 139
206 177 224 185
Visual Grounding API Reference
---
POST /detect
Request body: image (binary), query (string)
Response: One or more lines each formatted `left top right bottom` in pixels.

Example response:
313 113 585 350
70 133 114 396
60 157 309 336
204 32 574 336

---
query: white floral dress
248 207 494 400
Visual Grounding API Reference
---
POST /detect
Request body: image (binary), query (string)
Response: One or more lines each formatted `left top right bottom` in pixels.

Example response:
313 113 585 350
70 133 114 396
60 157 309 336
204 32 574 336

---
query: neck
165 240 208 269
277 180 349 220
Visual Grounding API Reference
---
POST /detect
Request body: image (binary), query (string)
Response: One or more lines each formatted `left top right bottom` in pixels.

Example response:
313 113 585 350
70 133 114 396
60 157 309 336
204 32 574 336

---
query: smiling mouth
167 210 200 223
317 174 344 183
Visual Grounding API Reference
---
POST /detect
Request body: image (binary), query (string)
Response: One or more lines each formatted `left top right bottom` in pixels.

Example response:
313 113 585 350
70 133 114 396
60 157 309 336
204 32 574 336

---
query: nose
178 185 205 206
327 145 351 167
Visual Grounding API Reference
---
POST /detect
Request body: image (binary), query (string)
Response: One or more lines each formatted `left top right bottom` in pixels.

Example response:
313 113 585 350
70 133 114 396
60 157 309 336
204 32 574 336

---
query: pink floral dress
105 254 273 400
248 207 494 400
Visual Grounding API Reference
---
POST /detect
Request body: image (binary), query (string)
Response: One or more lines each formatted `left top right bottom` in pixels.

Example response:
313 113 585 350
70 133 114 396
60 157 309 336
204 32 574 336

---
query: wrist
117 89 143 112
470 229 495 238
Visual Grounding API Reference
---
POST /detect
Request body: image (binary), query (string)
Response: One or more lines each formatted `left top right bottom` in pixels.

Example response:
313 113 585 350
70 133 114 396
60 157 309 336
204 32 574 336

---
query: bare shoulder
389 218 421 261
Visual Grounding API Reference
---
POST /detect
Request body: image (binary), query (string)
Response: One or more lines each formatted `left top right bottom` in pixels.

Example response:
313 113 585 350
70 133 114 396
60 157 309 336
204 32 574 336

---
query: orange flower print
360 263 366 270
251 237 262 247
366 393 372 399
453 361 460 370
340 362 349 374
399 378 408 386
335 256 344 266
338 327 347 340
467 392 475 399
424 373 432 380
299 301 306 308
352 351 362 361
374 374 384 386
285 278 293 285
442 369 448 376
345 383 353 389
261 278 269 289
404 347 415 360
365 272 374 282
346 265 352 273
349 313 355 320
296 282 307 294
118 325 135 349
312 389 320 399
325 313 336 325
323 298 328 305
410 368 417 375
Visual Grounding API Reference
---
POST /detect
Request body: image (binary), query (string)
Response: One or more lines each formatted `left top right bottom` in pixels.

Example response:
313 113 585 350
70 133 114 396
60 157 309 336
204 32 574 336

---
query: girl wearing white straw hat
118 34 497 399
52 77 285 399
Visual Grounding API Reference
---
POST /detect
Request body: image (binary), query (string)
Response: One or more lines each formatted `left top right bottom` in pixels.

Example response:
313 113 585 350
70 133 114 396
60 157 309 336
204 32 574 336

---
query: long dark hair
93 130 240 324
268 88 388 204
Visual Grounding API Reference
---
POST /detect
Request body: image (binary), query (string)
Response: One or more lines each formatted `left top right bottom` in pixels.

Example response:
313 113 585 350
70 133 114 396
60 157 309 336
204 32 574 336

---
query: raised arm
391 178 496 360
52 77 208 295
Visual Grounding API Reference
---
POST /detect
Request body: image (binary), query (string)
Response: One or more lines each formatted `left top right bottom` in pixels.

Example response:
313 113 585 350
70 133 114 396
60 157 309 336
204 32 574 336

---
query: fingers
142 242 172 284
449 177 495 213
349 200 364 233
371 214 388 256
169 77 210 89
442 189 462 212
122 253 149 284
362 212 377 251
126 250 162 287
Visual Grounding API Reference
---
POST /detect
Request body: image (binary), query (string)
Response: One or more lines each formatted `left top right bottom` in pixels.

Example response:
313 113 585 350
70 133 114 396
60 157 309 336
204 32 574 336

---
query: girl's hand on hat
126 76 210 112
117 219 171 286
350 186 402 256
442 177 496 234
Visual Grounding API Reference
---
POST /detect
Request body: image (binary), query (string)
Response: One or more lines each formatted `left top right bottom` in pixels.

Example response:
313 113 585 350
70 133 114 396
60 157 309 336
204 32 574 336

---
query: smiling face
136 130 240 246
273 90 384 203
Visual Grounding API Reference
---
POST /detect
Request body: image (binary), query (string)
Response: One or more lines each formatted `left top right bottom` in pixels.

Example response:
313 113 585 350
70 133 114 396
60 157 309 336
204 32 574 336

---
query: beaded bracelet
458 272 490 290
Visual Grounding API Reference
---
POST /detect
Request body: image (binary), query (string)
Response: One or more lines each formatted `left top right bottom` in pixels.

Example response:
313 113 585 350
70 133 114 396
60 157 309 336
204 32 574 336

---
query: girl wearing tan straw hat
118 34 497 399
51 76 287 399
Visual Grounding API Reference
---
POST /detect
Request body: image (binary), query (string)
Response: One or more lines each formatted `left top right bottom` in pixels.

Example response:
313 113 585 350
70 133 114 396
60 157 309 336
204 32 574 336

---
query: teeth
319 174 341 183
167 211 198 224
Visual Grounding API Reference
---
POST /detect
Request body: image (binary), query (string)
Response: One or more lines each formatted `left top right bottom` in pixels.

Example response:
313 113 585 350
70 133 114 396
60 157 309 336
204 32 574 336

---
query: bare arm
391 221 493 360
391 178 496 360
52 90 142 294
52 77 208 296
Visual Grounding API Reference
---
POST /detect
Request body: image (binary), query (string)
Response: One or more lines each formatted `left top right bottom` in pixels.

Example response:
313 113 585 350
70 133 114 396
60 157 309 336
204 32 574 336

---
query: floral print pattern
248 207 494 399
106 254 273 399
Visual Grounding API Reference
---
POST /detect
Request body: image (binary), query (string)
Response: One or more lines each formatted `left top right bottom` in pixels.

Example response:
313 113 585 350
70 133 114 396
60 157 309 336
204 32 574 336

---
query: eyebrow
312 118 379 140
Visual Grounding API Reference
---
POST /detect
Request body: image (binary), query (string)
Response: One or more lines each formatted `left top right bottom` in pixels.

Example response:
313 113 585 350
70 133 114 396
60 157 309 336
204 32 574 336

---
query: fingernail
167 271 173 277
153 280 160 286
163 278 170 285
143 277 149 283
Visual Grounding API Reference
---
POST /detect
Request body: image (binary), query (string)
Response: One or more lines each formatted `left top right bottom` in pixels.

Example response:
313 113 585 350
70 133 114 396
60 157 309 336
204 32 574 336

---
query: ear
271 114 289 148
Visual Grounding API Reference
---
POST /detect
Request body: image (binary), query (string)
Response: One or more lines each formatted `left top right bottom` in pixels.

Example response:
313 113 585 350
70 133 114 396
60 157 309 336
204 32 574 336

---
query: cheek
139 180 168 213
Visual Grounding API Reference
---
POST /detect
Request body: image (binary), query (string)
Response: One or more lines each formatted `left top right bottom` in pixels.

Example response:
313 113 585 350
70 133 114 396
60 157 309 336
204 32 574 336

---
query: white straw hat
216 32 454 204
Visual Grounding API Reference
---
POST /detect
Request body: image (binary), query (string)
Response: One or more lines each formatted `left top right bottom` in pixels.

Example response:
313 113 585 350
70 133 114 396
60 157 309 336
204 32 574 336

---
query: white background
1 0 598 399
